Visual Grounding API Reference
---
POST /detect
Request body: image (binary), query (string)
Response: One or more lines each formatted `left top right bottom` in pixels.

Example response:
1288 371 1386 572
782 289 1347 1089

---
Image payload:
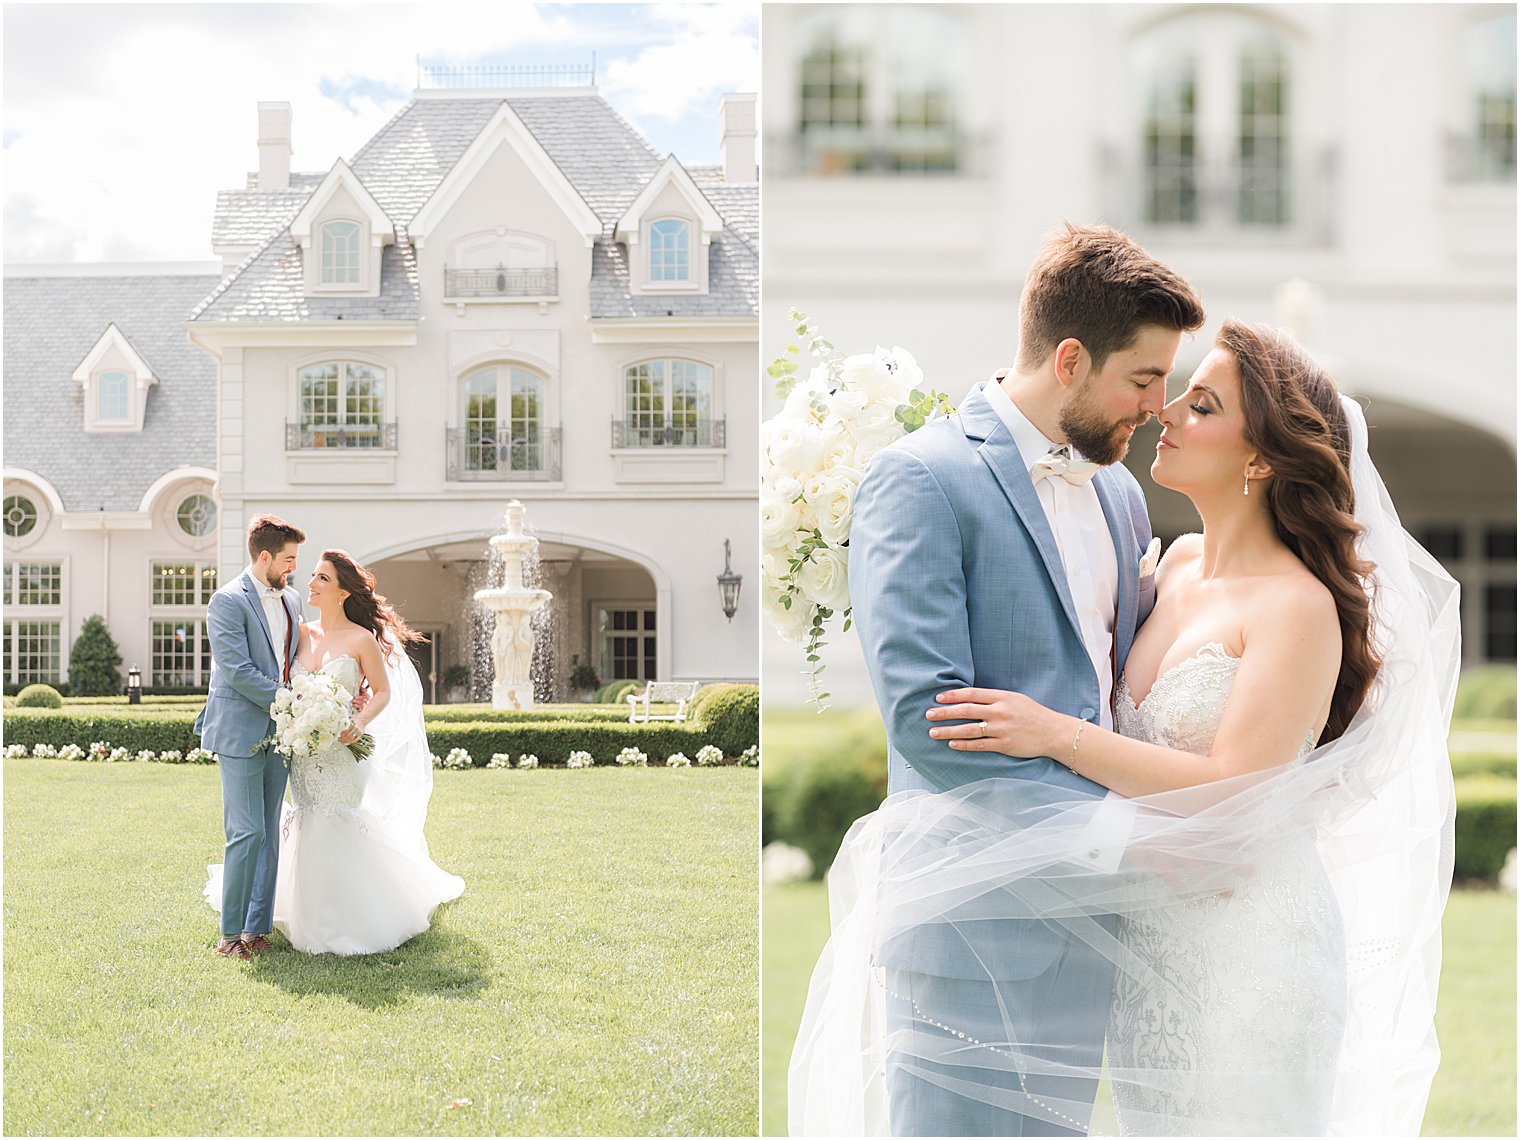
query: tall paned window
149 561 218 687
1134 13 1296 231
597 605 657 681
296 362 386 448
649 219 690 282
621 359 717 447
97 371 130 421
463 366 545 474
321 220 361 284
1466 12 1517 181
3 562 63 685
794 5 967 175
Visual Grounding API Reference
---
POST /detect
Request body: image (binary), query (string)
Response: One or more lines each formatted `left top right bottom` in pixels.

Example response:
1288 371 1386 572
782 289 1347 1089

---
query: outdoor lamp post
717 539 743 622
127 665 142 705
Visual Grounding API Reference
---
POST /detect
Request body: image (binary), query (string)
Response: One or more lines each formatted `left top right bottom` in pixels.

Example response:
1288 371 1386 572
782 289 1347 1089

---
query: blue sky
2 3 758 262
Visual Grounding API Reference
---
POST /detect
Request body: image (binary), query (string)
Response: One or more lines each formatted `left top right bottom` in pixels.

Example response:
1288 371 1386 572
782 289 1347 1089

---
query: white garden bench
627 681 702 724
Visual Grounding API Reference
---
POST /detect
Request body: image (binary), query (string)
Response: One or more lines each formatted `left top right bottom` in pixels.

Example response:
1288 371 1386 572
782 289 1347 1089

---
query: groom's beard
1059 388 1145 466
263 568 289 591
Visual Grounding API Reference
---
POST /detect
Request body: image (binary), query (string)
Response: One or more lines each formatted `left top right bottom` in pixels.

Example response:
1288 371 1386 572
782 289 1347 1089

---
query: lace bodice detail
1115 642 1315 760
285 655 366 817
1108 642 1342 1135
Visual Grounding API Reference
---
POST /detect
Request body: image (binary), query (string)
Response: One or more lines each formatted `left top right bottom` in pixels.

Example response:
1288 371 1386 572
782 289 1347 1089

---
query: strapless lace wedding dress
1107 643 1345 1136
205 655 464 955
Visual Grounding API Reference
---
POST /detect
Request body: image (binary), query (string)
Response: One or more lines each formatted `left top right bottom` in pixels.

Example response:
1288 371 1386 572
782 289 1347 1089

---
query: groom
849 223 1204 1135
194 514 306 960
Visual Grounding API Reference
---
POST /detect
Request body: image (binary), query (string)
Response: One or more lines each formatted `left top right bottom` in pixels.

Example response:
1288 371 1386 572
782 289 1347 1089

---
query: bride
206 549 464 955
790 321 1458 1136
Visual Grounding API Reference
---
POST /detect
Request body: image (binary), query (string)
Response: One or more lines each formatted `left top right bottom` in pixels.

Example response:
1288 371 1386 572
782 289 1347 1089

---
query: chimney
257 101 292 190
718 93 756 184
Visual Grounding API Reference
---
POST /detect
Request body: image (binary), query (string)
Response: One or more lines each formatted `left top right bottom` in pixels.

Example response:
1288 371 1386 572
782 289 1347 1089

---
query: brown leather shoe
215 938 251 959
243 934 274 955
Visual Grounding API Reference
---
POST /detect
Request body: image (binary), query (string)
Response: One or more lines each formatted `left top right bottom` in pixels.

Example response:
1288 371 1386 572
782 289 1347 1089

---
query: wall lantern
717 539 743 622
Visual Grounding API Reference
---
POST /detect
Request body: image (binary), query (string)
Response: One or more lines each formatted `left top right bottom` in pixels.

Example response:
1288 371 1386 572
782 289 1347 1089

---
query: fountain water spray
473 501 553 709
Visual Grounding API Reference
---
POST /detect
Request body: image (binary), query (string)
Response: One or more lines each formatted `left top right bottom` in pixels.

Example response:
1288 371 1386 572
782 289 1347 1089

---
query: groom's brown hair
246 514 306 561
1017 222 1204 371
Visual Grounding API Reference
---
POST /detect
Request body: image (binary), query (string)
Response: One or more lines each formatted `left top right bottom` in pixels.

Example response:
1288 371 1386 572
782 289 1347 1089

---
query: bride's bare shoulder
1156 533 1203 586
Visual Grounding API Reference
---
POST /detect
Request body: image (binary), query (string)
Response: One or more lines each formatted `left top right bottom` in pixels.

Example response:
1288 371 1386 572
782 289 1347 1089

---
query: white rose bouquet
762 309 954 706
267 671 373 763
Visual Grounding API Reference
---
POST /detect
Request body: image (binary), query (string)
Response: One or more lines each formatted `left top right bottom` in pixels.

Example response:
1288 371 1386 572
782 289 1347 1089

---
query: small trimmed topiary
67 614 123 698
695 684 759 757
1454 777 1518 882
15 684 64 709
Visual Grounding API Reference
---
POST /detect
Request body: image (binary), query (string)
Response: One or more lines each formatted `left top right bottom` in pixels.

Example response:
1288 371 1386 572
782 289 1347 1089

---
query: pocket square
1138 537 1162 579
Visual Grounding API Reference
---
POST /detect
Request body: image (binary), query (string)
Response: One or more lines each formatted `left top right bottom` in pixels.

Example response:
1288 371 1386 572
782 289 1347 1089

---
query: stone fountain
474 501 553 710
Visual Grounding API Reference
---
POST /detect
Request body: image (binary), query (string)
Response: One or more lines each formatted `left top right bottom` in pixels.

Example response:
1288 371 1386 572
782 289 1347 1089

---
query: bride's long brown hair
321 548 427 662
1220 319 1379 743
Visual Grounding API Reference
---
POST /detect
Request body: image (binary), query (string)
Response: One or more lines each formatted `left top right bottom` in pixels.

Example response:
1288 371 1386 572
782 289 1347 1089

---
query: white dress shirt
244 567 287 666
985 378 1119 730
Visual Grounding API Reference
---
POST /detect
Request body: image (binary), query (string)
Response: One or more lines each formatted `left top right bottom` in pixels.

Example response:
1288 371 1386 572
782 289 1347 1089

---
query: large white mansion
4 79 759 699
761 2 1516 703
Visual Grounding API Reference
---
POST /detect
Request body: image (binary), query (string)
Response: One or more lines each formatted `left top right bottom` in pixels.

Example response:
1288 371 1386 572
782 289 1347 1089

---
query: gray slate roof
3 274 220 511
198 94 757 324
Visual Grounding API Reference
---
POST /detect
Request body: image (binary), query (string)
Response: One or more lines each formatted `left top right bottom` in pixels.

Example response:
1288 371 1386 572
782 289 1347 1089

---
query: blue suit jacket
849 381 1155 978
194 571 303 758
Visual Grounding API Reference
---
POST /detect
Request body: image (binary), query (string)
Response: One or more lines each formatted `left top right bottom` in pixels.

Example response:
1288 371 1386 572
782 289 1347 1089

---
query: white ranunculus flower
766 417 841 479
824 386 869 424
886 346 924 391
762 583 814 644
760 491 804 548
838 349 914 405
804 466 862 548
767 471 804 503
795 546 851 612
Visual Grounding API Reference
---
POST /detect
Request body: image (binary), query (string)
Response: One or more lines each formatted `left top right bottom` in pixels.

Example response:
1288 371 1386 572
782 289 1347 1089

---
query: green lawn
761 882 1515 1137
4 759 758 1137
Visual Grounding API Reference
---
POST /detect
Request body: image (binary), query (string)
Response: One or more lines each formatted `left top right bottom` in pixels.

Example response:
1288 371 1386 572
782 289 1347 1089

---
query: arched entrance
366 537 659 703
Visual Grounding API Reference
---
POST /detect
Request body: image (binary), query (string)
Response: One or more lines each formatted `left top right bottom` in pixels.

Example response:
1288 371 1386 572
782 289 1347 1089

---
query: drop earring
1243 473 1250 497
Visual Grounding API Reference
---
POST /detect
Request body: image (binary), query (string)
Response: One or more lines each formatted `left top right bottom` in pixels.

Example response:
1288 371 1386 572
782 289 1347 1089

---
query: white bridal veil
789 395 1460 1136
360 635 443 860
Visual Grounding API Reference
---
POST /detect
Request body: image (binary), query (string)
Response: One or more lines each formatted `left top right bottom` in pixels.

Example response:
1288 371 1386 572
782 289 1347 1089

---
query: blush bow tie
1030 446 1100 486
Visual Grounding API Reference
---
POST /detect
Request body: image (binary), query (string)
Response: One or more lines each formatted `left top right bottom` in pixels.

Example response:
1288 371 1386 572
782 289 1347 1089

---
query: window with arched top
1132 11 1298 231
293 361 390 449
618 358 719 448
451 365 557 481
320 220 361 284
1461 10 1517 181
649 219 691 282
794 4 967 174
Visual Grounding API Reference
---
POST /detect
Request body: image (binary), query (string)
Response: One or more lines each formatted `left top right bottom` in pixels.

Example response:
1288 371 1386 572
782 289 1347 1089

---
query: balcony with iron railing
446 426 562 482
611 418 726 449
1098 143 1336 247
443 266 559 300
286 421 398 450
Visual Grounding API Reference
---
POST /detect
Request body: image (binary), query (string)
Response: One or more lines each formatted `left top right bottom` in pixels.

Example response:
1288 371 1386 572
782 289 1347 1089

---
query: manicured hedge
4 684 761 768
1453 777 1518 882
1453 666 1518 720
15 685 63 709
693 684 760 757
4 708 203 753
1451 752 1518 781
420 705 632 724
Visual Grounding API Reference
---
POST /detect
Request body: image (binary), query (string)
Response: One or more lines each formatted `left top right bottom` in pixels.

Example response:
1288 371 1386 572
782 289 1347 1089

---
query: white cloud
2 3 755 263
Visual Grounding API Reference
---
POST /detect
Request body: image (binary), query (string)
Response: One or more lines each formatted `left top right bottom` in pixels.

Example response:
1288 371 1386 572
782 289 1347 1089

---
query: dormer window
97 371 131 421
649 219 691 282
74 323 156 433
321 220 362 284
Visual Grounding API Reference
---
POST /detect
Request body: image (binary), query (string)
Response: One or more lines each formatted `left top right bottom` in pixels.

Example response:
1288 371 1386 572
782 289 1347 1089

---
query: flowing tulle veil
360 634 442 859
789 394 1459 1136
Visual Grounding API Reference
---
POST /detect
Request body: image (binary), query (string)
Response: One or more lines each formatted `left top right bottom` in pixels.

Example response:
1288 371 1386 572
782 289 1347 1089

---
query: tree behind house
69 615 123 697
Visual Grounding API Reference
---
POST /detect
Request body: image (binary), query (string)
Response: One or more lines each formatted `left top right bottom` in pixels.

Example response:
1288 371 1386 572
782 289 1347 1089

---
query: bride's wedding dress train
205 653 463 955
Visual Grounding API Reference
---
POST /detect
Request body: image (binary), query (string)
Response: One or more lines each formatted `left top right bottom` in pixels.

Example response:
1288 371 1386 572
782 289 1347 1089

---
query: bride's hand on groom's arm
925 687 1067 760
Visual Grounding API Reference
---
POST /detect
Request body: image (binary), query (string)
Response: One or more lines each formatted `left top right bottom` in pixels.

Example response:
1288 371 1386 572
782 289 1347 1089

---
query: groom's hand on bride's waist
352 683 373 714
